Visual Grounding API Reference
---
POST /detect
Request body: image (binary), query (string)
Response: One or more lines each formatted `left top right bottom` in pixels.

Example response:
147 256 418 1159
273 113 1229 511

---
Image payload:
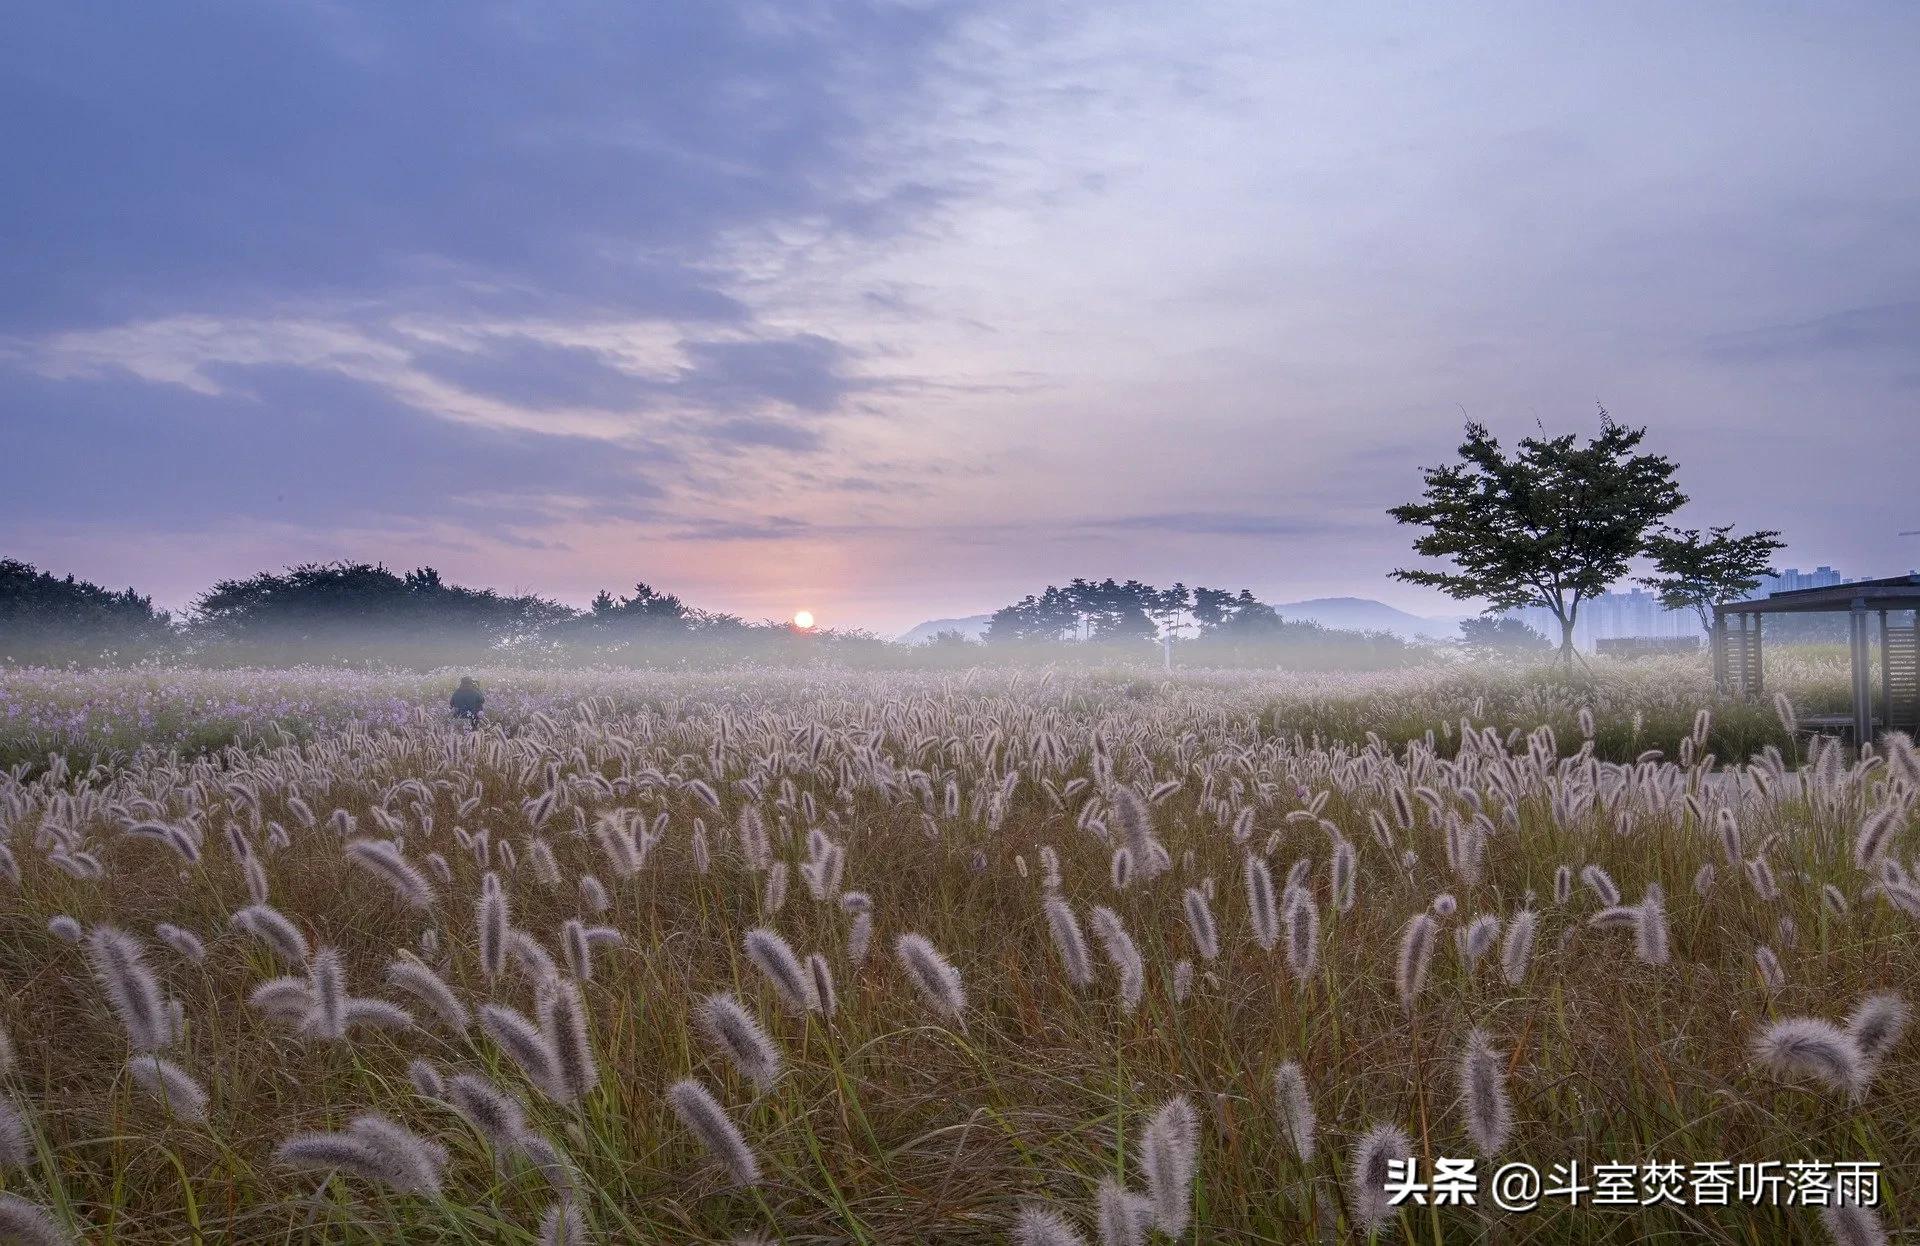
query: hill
1269 597 1463 641
897 615 993 645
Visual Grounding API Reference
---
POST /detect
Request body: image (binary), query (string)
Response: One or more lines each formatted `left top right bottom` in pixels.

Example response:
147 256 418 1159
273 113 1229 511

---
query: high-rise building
1498 568 1860 651
1752 566 1844 595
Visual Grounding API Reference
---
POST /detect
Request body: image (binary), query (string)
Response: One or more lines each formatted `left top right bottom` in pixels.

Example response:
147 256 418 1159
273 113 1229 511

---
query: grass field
0 656 1912 1243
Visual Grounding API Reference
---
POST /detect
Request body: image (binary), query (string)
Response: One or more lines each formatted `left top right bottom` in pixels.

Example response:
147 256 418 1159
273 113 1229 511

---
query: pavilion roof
1718 573 1920 617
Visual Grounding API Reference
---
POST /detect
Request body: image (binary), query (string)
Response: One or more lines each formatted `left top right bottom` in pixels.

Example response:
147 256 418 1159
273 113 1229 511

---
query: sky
5 2 1918 636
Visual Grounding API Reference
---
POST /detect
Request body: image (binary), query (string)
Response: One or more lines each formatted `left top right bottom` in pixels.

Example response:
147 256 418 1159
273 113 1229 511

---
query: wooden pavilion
1713 573 1920 746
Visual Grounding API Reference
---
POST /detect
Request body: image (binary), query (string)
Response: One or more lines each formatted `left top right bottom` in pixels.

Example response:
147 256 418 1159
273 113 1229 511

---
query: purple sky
6 3 1918 634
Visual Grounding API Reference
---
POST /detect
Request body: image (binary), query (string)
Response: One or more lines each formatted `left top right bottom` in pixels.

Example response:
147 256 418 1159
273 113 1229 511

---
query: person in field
450 676 485 723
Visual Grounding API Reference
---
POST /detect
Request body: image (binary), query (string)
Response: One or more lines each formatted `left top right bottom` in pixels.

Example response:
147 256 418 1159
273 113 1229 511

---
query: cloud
0 2 982 331
7 2 1920 632
0 365 666 531
1100 511 1355 538
1702 302 1920 363
679 334 856 413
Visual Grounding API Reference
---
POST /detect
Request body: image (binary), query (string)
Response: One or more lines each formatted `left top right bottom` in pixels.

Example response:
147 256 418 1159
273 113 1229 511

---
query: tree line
4 411 1791 670
980 579 1423 667
0 559 835 668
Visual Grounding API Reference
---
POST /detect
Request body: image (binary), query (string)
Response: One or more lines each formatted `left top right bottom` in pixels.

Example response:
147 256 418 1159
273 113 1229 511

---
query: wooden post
1712 609 1727 693
1881 610 1891 732
1851 603 1872 749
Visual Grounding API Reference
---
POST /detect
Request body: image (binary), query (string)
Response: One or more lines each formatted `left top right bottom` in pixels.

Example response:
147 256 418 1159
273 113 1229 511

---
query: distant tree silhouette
1389 413 1685 665
983 577 1419 669
1640 524 1784 635
191 562 569 665
0 558 175 664
1458 616 1553 658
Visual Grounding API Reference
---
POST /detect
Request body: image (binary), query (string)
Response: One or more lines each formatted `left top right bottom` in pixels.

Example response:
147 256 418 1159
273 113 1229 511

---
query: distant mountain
897 614 993 645
1270 597 1463 640
897 599 1462 645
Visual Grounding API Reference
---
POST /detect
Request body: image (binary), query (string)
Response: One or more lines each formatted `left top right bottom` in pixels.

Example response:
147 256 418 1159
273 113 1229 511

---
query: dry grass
0 661 1912 1244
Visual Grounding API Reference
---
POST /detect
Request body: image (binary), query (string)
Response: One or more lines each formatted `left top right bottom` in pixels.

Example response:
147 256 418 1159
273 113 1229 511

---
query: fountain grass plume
1844 992 1909 1067
1395 913 1437 1012
1244 853 1279 950
1088 906 1145 1014
1500 909 1536 984
480 1003 566 1102
1350 1122 1412 1236
86 926 173 1052
305 946 347 1040
1751 1017 1867 1098
806 952 837 1018
1182 888 1219 962
154 923 205 963
445 1072 530 1151
1013 1206 1088 1246
344 838 435 908
247 977 314 1023
0 1098 33 1171
561 918 592 982
848 911 873 967
1043 896 1094 987
408 1059 446 1100
1137 1094 1199 1238
1458 913 1499 966
1821 1202 1890 1246
1095 1176 1151 1246
1273 1061 1316 1162
1852 807 1898 871
665 1078 760 1186
540 1200 588 1246
698 992 783 1094
0 1193 74 1246
1110 784 1159 878
1458 1028 1513 1155
275 1117 446 1196
1717 807 1743 863
1635 884 1670 965
232 905 309 966
763 861 789 913
894 933 966 1021
1580 865 1620 906
744 927 815 1014
127 1055 208 1123
539 978 599 1104
1331 838 1356 913
479 872 508 978
1284 888 1320 981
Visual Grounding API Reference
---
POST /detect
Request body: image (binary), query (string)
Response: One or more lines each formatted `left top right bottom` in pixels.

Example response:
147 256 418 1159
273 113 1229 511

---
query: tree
191 562 570 664
1458 616 1553 658
0 558 175 664
1388 413 1685 664
1640 524 1784 635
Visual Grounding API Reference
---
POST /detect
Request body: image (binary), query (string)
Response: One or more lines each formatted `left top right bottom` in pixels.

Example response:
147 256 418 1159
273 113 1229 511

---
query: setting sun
792 609 815 630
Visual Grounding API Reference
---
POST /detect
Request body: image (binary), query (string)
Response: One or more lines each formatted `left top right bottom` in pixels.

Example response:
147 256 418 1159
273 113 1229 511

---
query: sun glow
792 609 815 630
